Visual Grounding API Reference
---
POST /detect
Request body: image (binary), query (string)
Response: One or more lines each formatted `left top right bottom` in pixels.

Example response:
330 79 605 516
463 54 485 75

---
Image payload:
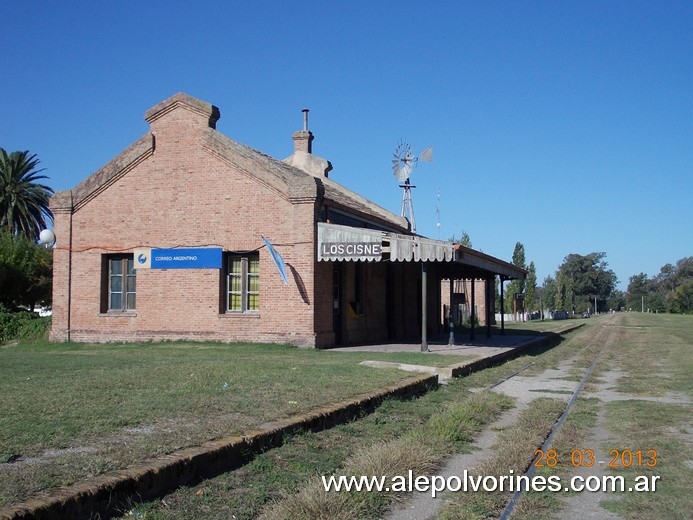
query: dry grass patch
259 391 513 520
600 400 692 519
438 397 566 519
260 478 358 520
511 398 599 519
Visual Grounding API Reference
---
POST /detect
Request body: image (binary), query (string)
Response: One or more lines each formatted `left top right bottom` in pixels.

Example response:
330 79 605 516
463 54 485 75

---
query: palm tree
0 149 54 240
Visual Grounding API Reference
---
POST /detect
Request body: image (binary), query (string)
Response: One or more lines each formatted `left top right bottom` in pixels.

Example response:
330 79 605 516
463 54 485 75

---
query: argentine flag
261 236 289 285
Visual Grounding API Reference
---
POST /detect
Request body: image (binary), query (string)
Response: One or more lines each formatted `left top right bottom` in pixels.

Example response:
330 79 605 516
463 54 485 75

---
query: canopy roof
317 223 526 280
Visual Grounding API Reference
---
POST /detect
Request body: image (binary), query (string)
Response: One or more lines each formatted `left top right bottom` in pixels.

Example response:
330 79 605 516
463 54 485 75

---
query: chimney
292 108 313 153
283 108 332 177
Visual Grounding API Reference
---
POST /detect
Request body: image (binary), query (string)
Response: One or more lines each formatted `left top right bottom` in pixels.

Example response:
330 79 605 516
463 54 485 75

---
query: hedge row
0 309 51 343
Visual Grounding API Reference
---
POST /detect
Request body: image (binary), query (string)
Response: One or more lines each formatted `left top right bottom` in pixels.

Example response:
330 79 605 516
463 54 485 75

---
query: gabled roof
145 93 220 128
51 133 155 211
50 93 409 232
201 129 409 230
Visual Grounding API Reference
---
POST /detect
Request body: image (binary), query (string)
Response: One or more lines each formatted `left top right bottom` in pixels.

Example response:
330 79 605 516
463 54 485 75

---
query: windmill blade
392 158 403 177
419 146 433 162
393 162 412 182
392 140 416 181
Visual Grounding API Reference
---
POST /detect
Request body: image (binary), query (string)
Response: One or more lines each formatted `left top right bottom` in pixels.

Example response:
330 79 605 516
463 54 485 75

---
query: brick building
49 93 524 348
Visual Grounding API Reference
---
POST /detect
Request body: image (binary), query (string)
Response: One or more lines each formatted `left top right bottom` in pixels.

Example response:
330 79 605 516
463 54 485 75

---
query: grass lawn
114 314 691 520
597 313 693 519
0 340 473 507
116 323 587 519
512 313 693 520
495 317 587 334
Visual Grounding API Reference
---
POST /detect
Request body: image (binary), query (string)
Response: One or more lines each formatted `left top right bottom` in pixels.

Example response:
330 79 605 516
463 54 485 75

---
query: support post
500 276 505 335
448 274 455 346
421 262 429 352
470 277 476 341
486 276 492 338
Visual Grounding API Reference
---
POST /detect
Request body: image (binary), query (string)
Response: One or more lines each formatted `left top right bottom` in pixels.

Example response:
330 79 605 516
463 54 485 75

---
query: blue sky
2 1 691 289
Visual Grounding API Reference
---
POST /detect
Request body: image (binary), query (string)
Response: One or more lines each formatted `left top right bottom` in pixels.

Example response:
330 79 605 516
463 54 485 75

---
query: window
104 255 136 312
226 253 259 312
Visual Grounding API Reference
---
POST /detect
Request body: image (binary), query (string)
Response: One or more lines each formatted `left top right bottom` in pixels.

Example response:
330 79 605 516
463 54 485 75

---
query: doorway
332 263 342 345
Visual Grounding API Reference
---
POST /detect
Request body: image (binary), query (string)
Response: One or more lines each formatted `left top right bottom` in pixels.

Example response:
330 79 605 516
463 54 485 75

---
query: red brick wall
441 278 491 326
50 100 320 347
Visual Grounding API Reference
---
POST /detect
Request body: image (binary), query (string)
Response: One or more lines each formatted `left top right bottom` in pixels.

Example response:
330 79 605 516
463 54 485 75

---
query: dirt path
387 354 586 520
387 316 625 520
554 364 692 520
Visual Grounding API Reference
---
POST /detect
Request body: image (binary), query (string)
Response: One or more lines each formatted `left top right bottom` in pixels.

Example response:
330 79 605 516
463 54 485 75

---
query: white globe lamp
39 229 56 246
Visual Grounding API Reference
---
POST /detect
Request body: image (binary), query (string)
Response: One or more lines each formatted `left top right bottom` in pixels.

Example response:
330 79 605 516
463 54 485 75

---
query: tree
555 269 573 311
661 257 692 313
556 252 617 314
0 149 54 240
512 242 526 294
606 289 626 312
541 275 557 312
0 232 52 310
505 242 527 313
669 279 693 313
625 257 693 314
655 263 677 294
525 261 537 312
668 258 693 313
626 273 649 311
449 230 472 248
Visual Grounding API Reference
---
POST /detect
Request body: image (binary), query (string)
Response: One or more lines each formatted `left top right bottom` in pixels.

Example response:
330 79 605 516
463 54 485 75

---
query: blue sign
150 248 222 269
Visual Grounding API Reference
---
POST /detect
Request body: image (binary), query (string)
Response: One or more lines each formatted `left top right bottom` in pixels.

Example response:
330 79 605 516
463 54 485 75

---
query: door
332 264 342 345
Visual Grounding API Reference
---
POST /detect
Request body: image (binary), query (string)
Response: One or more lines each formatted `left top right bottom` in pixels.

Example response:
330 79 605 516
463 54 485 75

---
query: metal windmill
392 140 432 234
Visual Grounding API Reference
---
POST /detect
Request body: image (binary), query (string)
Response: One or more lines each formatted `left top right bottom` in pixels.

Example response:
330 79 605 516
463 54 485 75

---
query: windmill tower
392 141 432 234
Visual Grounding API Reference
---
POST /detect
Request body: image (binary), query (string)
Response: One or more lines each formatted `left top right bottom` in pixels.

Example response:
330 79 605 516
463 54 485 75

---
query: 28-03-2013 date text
534 449 657 468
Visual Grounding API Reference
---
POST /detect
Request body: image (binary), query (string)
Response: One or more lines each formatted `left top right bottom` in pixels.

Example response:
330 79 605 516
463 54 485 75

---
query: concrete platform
330 326 583 382
329 333 539 358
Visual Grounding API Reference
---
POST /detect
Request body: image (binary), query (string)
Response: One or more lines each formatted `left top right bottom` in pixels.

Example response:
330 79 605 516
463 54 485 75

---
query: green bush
0 308 51 343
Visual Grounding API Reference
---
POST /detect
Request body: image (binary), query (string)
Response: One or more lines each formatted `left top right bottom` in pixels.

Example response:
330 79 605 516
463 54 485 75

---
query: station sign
319 242 382 260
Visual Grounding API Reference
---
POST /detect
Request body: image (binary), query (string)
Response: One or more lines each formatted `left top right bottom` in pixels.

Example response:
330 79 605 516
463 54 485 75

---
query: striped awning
316 222 526 279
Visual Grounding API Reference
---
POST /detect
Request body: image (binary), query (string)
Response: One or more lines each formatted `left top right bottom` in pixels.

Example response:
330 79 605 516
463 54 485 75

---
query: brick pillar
49 193 74 341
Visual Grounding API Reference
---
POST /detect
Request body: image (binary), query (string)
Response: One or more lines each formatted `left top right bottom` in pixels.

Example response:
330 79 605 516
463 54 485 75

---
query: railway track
499 318 616 519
